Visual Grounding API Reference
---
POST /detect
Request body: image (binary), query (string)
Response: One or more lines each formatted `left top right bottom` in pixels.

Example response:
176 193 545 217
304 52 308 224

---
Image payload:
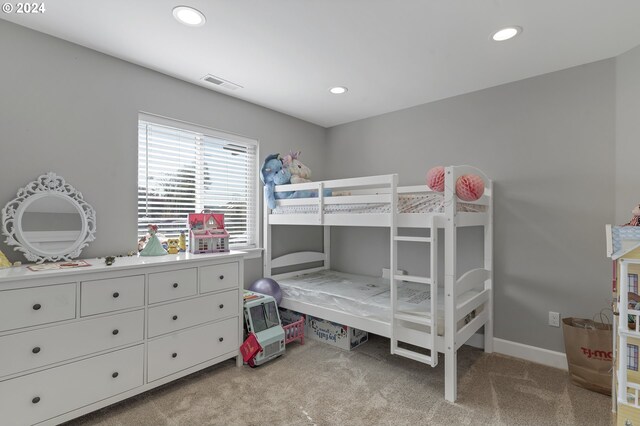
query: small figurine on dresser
140 225 168 256
167 238 180 254
0 249 11 268
179 231 187 252
138 236 147 252
625 204 640 226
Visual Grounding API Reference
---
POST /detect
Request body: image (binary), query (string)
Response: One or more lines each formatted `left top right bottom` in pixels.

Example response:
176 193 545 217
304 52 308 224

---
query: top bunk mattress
272 192 486 215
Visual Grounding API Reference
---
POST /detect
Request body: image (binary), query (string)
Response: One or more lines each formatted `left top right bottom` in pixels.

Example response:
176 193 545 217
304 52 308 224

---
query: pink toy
240 333 262 367
455 174 485 201
426 166 445 192
283 315 305 345
188 211 230 253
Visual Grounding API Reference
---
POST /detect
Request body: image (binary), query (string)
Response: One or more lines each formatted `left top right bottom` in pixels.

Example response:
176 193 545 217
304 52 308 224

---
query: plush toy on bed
282 150 333 199
261 152 332 209
261 153 293 209
282 151 312 184
625 204 640 226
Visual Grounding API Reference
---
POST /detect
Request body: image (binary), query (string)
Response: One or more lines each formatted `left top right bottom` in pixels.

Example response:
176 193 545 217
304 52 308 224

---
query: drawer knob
112 329 119 335
172 352 177 358
219 337 224 342
32 347 41 354
173 283 179 288
112 372 119 378
172 315 178 321
112 292 120 298
32 396 40 404
32 303 42 311
219 304 224 309
219 275 224 280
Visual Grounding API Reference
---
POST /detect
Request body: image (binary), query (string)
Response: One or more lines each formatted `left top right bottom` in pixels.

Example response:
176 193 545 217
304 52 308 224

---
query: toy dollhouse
188 211 230 254
606 224 640 425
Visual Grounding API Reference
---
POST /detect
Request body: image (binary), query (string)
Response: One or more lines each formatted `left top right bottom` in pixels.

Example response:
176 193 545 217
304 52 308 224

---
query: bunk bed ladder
390 214 438 368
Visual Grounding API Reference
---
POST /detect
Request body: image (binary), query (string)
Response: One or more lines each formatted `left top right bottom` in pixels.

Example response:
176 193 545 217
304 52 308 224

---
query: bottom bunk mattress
278 270 480 336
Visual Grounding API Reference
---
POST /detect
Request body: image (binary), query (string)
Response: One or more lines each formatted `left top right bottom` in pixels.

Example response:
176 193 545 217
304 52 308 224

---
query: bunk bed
263 166 493 402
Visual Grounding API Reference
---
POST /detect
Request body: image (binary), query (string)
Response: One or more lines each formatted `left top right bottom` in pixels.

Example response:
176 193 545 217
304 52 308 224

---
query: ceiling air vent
201 74 243 91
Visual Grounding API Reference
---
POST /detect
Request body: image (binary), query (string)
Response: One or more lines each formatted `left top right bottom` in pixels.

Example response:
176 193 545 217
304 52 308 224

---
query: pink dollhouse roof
189 213 225 229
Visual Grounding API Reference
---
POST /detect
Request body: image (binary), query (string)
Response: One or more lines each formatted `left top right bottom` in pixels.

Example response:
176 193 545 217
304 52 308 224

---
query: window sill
236 248 263 260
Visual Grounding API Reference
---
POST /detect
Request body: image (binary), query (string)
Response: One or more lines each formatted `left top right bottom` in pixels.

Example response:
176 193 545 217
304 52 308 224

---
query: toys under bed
281 312 305 345
277 270 481 336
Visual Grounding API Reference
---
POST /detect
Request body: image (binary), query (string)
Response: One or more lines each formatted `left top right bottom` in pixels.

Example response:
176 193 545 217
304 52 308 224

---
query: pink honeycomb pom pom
455 174 485 201
426 166 445 192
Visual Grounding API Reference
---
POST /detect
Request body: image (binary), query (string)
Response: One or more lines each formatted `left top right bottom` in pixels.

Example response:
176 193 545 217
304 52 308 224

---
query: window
630 274 639 294
628 344 638 371
138 114 258 249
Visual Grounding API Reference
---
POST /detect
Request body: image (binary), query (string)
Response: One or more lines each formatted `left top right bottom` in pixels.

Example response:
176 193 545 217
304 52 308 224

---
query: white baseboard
493 337 568 370
463 334 567 370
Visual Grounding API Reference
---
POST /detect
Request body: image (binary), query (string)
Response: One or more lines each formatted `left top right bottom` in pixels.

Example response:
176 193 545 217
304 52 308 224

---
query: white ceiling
3 1 640 127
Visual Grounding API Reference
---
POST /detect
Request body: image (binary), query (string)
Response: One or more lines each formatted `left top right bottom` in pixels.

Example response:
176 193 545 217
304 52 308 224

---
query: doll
140 225 168 256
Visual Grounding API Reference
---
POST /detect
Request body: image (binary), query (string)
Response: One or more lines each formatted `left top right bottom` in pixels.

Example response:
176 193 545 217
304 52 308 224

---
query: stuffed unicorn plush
282 151 312 184
261 152 331 209
260 153 292 209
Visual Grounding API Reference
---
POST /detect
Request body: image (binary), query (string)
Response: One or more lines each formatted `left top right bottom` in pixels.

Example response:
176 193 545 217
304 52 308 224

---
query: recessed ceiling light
173 6 206 27
491 26 522 42
330 86 348 95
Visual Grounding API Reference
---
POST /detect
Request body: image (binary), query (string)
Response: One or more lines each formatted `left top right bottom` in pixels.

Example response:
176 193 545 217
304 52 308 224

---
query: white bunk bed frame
263 165 493 402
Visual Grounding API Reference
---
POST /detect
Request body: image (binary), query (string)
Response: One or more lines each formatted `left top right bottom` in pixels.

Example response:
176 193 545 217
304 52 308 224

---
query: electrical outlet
549 311 560 327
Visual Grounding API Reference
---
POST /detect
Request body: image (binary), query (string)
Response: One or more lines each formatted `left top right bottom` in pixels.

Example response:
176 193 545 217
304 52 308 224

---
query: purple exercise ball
249 277 282 304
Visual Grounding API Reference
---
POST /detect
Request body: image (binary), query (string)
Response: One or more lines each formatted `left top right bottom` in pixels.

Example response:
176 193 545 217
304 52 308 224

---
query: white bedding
272 192 485 215
278 270 479 336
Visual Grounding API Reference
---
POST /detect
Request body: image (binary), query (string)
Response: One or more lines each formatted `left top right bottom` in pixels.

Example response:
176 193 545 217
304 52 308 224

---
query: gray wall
325 60 616 352
616 44 640 223
0 20 326 285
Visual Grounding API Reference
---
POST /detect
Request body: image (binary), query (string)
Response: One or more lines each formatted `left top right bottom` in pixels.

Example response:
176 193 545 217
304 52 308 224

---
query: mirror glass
19 195 83 254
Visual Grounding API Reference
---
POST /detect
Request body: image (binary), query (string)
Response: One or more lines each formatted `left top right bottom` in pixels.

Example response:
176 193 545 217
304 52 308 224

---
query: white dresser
0 252 245 426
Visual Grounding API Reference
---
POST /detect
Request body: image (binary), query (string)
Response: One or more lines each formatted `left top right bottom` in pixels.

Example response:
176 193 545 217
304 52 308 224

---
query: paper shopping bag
562 317 612 395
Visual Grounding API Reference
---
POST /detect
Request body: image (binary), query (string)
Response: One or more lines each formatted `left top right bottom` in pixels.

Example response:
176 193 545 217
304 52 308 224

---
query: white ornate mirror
2 173 96 263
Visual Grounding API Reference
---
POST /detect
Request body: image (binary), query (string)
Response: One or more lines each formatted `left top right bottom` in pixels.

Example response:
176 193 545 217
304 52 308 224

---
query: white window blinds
138 116 258 249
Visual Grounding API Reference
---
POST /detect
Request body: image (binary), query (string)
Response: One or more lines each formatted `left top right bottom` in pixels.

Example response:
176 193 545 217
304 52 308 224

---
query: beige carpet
66 335 613 426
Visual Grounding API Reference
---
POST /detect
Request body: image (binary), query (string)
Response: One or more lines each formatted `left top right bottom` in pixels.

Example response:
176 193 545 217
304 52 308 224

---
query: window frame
138 112 260 252
630 273 639 294
628 343 638 372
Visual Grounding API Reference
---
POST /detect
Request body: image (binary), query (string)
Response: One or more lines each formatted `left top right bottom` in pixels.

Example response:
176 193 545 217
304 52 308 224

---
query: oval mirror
2 173 96 263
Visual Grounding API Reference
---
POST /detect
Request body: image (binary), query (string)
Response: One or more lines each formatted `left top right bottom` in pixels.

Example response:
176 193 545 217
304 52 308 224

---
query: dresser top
0 251 245 284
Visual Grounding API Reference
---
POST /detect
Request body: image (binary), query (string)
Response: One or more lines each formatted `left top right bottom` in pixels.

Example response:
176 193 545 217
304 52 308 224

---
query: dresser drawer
147 317 238 382
0 283 76 333
0 344 144 426
200 262 239 294
81 275 144 317
0 310 144 378
148 290 239 338
148 268 197 304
